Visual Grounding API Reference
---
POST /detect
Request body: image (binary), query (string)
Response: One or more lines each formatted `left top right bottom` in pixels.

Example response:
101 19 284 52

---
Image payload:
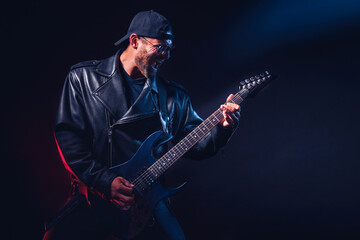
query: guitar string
132 111 222 188
131 90 248 189
148 111 222 176
132 97 243 189
131 109 224 188
132 74 272 187
135 90 249 188
131 100 241 189
131 76 273 188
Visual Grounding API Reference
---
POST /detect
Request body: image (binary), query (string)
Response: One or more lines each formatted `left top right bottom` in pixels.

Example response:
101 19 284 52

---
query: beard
134 48 157 80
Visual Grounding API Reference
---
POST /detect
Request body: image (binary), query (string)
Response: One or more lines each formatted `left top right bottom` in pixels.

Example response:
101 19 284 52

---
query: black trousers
43 195 185 240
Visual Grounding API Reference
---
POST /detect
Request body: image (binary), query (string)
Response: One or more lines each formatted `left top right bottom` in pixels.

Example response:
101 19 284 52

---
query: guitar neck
147 88 250 179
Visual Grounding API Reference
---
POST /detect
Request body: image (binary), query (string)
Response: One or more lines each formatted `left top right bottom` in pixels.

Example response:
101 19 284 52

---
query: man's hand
110 176 135 209
220 94 241 127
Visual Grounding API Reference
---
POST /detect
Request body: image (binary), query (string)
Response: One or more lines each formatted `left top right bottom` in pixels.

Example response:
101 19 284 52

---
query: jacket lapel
115 79 159 124
93 50 161 124
93 68 130 121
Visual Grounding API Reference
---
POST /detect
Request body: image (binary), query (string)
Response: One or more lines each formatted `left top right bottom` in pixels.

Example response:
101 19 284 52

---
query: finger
227 111 238 119
221 103 239 114
111 199 125 208
227 108 240 117
226 112 236 124
224 103 240 111
224 110 239 125
117 185 134 195
113 194 135 207
116 194 135 204
221 104 238 112
230 113 239 122
221 105 239 124
226 94 234 102
111 199 133 209
119 177 134 188
223 110 233 124
116 177 134 193
234 111 240 117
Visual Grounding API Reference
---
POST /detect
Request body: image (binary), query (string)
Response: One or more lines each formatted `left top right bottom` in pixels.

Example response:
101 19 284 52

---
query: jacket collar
93 49 120 78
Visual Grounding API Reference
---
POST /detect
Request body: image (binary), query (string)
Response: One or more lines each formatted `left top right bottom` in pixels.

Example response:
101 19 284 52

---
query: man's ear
129 33 140 49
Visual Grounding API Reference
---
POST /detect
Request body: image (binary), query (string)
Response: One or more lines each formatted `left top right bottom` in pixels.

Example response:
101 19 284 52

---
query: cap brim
114 33 131 46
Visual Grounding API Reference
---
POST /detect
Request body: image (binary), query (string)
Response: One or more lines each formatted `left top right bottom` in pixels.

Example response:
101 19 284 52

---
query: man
44 10 240 240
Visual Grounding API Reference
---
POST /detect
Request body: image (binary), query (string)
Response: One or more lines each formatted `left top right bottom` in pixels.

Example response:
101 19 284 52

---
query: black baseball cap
114 10 174 46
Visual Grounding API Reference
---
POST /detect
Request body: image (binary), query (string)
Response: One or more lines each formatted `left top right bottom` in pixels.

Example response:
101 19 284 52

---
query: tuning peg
239 81 246 90
239 71 273 91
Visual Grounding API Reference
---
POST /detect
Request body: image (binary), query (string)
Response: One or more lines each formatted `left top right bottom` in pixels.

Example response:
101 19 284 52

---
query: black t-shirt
119 65 147 107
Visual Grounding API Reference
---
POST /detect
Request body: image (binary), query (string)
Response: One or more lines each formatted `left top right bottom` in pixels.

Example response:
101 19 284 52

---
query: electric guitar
91 71 275 239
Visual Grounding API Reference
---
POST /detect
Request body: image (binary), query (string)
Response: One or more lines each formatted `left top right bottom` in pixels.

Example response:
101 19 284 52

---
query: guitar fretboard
146 88 250 179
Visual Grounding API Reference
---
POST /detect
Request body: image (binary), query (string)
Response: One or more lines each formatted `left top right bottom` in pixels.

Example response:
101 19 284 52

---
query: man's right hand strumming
110 176 135 209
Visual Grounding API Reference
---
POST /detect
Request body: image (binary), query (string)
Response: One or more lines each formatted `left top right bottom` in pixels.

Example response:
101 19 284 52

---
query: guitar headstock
239 71 276 98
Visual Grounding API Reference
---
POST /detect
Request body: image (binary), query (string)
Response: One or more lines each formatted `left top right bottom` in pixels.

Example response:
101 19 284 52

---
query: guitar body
89 131 186 240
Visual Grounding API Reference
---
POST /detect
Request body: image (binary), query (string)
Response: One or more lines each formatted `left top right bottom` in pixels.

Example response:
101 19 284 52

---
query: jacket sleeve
172 94 238 160
54 70 117 198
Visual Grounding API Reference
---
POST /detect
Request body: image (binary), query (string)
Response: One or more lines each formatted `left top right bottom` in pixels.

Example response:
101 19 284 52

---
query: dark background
3 0 360 239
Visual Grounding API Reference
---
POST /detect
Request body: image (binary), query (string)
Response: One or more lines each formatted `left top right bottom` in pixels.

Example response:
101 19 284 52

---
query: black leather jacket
55 50 236 199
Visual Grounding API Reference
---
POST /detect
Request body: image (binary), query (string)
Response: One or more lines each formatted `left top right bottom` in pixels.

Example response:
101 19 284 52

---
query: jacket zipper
107 111 113 167
108 125 113 167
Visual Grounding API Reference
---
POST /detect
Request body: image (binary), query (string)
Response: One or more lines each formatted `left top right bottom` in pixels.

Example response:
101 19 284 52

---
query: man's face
134 37 173 79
